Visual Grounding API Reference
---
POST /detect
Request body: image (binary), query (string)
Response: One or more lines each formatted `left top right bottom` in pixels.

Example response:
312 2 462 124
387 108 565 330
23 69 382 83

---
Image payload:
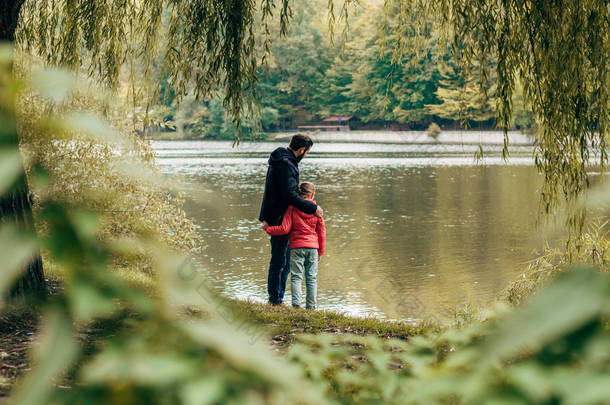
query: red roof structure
322 115 354 122
298 115 359 132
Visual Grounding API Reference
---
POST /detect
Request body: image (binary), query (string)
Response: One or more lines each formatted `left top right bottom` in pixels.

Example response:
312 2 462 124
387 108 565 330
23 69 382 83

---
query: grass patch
226 298 437 348
0 308 38 398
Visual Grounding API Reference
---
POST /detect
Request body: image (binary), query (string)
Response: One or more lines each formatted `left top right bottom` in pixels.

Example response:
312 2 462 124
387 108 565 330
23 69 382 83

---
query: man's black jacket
259 147 317 226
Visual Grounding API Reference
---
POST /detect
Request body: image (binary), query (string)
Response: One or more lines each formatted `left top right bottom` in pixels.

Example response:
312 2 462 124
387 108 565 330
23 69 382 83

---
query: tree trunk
0 0 24 41
1 0 47 303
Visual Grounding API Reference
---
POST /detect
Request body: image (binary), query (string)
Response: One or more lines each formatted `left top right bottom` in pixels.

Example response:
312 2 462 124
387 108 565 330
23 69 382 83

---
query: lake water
154 140 544 323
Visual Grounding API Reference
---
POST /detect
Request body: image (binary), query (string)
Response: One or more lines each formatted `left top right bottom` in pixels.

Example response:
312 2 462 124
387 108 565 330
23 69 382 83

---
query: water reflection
155 141 542 322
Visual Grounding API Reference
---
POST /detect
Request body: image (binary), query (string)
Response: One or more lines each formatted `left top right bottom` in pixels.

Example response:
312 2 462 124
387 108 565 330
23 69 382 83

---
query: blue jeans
290 248 318 309
267 235 290 304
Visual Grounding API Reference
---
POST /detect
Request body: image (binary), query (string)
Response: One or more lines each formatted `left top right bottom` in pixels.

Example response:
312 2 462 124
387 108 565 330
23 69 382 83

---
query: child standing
263 182 326 309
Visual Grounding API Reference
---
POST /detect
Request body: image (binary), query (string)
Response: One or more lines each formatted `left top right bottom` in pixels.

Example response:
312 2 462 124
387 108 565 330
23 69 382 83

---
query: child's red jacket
266 199 326 256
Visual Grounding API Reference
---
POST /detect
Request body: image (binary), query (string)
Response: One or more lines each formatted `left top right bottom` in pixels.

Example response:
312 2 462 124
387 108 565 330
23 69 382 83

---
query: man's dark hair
289 134 313 151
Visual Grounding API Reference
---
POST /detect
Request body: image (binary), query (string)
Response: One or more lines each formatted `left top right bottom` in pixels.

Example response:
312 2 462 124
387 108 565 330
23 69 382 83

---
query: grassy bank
225 298 436 349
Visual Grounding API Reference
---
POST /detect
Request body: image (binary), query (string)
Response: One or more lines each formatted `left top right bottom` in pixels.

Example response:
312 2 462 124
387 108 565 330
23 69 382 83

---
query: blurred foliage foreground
1 49 610 405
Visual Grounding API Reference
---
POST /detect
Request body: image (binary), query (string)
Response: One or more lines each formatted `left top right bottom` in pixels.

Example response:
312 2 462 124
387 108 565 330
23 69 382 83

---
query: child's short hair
298 182 315 197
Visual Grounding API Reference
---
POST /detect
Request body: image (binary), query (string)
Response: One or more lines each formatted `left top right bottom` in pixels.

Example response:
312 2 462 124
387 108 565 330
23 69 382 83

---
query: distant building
298 115 360 132
323 116 359 131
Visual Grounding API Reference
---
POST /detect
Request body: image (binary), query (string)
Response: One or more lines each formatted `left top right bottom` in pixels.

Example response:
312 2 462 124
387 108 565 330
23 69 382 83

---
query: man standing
259 134 323 305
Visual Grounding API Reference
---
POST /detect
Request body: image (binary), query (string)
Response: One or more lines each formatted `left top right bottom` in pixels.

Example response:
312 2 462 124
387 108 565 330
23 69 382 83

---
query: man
259 134 324 305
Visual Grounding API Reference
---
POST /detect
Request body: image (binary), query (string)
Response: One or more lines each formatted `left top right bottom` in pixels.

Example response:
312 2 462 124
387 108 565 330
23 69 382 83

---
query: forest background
148 0 534 140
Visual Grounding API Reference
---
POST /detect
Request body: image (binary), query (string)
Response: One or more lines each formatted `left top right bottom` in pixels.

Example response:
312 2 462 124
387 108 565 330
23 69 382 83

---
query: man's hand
314 206 324 218
261 221 269 230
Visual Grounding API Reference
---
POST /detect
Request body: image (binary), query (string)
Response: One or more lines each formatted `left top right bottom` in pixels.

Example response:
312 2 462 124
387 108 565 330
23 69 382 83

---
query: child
263 182 326 309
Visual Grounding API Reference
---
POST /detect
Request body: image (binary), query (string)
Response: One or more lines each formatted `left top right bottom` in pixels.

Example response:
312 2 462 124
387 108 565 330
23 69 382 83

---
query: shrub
427 122 441 139
502 220 610 306
15 60 200 286
289 269 610 404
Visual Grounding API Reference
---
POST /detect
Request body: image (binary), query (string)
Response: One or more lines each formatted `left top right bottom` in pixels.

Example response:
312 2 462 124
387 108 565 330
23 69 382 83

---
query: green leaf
483 268 608 363
547 368 610 405
71 209 99 241
69 281 117 321
82 349 196 386
0 45 13 64
180 377 225 405
10 309 78 405
0 224 37 301
182 321 302 387
31 68 77 102
0 149 24 195
506 363 553 402
59 113 122 143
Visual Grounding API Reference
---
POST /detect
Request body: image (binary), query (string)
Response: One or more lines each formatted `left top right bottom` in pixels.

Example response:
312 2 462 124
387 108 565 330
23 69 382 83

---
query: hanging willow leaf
16 0 294 142
16 0 608 228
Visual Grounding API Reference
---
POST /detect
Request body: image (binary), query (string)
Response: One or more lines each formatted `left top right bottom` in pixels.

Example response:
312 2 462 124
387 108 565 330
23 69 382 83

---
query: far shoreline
270 130 533 146
149 129 535 146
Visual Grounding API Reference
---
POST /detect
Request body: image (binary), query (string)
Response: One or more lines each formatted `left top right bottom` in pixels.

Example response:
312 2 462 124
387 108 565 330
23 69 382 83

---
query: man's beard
296 151 306 163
